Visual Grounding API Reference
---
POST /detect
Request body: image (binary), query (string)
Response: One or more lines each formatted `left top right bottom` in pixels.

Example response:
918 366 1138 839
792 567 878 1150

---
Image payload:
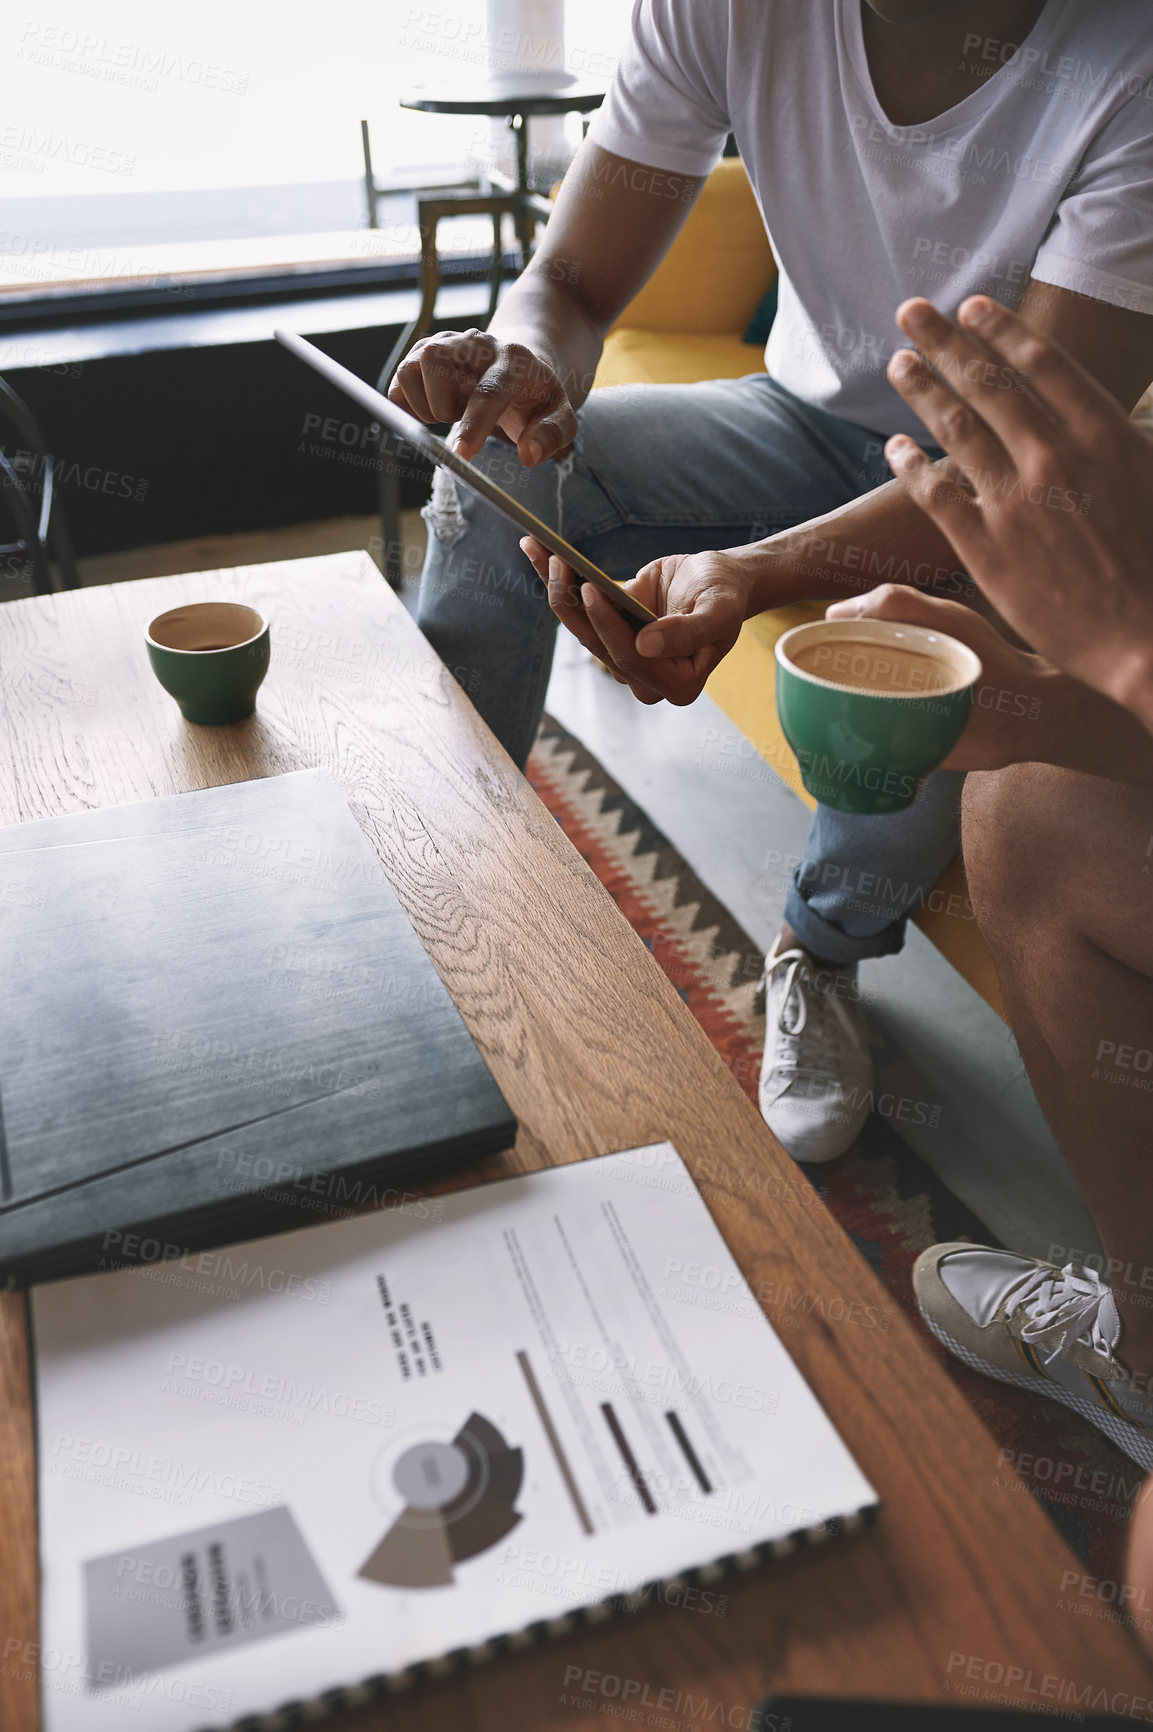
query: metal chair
0 374 78 596
374 190 517 590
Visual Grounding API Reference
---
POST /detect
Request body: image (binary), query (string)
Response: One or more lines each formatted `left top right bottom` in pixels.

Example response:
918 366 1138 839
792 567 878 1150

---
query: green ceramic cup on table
146 602 270 725
775 618 981 816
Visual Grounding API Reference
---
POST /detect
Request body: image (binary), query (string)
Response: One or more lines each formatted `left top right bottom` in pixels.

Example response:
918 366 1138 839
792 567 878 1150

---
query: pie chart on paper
358 1412 525 1588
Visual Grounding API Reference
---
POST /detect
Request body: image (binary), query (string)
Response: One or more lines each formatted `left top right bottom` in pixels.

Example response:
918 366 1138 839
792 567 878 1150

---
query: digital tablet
276 329 659 627
759 1700 1127 1730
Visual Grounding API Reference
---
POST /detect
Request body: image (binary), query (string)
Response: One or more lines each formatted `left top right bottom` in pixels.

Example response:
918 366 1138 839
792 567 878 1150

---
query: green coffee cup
146 602 270 725
775 619 981 815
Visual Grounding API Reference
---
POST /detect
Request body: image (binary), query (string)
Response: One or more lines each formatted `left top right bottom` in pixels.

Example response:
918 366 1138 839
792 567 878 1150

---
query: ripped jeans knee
422 438 578 551
422 463 468 548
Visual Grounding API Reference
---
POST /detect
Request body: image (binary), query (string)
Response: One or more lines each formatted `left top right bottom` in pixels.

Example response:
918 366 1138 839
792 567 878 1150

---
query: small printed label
84 1504 341 1687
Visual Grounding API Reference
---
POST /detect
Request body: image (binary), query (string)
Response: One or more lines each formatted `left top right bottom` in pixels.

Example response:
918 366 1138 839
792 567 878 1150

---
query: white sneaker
758 945 873 1163
914 1242 1153 1471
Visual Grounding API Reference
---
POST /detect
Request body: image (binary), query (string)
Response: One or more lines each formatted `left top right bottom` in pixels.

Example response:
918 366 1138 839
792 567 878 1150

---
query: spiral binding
191 1503 880 1732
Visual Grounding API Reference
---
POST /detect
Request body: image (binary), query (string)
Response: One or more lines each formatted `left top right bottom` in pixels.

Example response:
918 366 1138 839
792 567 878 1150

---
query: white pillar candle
486 0 567 85
482 0 574 193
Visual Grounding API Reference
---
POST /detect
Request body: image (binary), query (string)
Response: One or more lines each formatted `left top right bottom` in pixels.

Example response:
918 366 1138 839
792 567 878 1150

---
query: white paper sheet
32 1143 877 1730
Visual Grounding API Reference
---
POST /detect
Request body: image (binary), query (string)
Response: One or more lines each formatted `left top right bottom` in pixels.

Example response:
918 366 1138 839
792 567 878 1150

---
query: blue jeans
418 372 962 965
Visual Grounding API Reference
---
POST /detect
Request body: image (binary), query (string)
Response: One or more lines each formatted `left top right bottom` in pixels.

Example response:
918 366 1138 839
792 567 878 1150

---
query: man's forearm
1108 646 1153 742
1022 668 1153 786
488 267 608 415
746 469 978 613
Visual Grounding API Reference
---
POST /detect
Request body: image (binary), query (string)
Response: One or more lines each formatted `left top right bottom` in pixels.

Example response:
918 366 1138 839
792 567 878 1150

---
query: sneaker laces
1005 1262 1115 1366
761 948 865 1075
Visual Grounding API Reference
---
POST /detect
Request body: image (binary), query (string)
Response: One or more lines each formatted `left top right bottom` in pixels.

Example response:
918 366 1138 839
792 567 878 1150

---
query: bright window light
0 0 632 291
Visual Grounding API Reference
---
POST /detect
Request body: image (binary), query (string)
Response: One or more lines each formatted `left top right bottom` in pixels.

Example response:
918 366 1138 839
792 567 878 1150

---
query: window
0 0 632 301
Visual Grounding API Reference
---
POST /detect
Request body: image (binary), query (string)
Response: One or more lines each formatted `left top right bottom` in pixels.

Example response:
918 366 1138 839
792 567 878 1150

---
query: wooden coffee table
1 553 1150 1731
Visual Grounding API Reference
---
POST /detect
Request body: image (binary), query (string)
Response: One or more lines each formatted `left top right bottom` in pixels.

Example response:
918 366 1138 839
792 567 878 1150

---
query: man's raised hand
885 295 1153 725
389 329 577 466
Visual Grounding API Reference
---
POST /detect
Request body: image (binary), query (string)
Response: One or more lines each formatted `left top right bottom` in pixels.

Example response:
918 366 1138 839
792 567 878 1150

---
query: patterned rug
528 713 1141 1588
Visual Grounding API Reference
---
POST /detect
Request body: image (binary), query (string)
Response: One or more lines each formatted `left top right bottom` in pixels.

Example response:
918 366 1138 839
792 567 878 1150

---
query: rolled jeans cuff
783 875 909 965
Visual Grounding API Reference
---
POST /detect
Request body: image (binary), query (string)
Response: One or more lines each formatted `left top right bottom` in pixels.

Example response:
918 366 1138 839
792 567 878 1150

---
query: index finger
886 348 1006 487
895 299 1054 465
542 555 622 662
581 587 702 705
956 295 1118 430
455 361 522 460
456 345 561 461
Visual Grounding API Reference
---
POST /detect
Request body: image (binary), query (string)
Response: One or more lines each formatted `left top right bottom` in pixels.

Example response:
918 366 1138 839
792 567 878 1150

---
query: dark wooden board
0 770 515 1281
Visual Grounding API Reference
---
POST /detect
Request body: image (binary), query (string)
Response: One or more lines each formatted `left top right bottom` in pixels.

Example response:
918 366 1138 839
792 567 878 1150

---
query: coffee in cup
787 638 957 696
146 602 270 726
775 619 981 815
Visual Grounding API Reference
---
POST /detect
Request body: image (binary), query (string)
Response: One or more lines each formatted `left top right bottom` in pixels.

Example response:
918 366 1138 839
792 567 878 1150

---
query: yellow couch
593 158 775 388
592 161 1004 1019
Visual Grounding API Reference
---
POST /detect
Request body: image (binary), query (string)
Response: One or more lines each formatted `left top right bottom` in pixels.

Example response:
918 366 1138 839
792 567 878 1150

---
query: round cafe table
399 77 607 266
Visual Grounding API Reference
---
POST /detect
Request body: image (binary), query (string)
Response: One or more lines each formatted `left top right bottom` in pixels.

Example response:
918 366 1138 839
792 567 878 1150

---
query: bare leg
776 920 850 972
963 765 1153 1377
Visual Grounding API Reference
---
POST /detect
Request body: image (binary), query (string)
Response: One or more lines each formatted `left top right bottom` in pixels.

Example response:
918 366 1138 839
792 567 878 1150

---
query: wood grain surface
1 554 1150 1732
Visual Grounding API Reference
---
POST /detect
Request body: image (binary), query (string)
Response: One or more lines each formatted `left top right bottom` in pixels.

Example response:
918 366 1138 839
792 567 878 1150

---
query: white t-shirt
587 0 1153 434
